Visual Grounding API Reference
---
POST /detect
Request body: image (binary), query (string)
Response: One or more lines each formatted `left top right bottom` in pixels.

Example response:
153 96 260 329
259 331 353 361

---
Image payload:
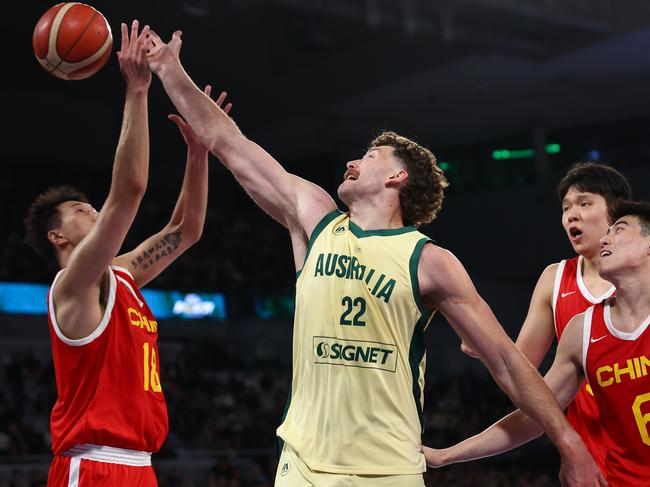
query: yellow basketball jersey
277 211 434 475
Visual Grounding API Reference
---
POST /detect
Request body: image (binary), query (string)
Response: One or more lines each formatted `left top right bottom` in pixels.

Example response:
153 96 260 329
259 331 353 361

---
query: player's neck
580 253 605 281
609 274 650 332
57 248 73 269
348 199 404 230
579 253 614 297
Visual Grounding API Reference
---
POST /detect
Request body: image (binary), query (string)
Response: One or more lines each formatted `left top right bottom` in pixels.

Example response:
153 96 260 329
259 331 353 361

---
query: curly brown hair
23 185 89 262
370 131 448 227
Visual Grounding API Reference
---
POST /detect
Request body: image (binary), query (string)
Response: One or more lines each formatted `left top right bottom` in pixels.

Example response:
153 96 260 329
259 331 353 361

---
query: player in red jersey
462 162 631 473
424 199 650 486
23 21 230 486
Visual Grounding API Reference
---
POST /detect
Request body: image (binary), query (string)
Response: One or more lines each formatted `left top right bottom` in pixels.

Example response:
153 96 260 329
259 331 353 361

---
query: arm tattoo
131 231 182 270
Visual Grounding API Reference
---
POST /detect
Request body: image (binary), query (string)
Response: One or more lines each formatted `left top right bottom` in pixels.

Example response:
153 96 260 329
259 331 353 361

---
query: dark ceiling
4 0 650 286
8 0 650 166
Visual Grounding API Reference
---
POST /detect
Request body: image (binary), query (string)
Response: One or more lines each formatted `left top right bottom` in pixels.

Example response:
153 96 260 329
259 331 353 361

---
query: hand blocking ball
33 2 112 80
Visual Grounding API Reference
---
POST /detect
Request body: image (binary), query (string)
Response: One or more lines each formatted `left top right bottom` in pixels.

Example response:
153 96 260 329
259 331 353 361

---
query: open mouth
344 171 358 181
600 250 612 257
569 228 582 239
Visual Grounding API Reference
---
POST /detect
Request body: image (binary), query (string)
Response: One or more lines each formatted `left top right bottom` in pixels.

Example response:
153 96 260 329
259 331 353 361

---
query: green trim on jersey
408 237 434 431
276 376 293 458
296 210 343 279
349 220 417 238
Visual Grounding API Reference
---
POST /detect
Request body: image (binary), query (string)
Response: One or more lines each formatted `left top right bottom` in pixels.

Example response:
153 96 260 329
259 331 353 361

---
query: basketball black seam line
51 9 99 75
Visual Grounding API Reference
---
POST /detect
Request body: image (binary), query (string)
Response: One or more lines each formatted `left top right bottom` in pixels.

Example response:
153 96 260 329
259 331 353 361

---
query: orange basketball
33 3 112 80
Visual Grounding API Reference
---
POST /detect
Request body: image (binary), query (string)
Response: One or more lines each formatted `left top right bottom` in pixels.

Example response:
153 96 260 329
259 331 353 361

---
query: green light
545 143 561 154
510 149 535 159
491 143 560 160
492 149 511 160
439 162 450 171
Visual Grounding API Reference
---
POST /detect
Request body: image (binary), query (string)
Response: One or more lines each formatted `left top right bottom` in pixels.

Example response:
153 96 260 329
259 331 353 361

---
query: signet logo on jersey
333 225 347 235
313 336 398 372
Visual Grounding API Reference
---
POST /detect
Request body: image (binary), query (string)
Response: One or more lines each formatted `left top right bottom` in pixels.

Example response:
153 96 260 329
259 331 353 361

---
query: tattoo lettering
132 231 183 270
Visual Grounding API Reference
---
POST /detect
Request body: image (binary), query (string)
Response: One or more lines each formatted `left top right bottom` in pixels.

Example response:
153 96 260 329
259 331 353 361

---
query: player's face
55 200 99 245
561 187 609 258
599 216 650 281
337 146 404 205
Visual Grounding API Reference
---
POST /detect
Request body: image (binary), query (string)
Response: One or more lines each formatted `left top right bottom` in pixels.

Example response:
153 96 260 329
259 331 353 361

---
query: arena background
2 1 650 485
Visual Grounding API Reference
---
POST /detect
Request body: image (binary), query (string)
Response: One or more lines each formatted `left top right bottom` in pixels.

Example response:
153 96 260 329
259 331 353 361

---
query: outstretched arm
145 29 336 268
461 263 558 366
419 247 606 486
53 21 152 339
425 314 586 464
113 86 227 287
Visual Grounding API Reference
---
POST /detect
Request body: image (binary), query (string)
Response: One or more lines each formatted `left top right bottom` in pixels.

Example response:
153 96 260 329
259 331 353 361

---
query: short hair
370 131 448 227
611 200 650 237
23 186 89 262
557 162 631 215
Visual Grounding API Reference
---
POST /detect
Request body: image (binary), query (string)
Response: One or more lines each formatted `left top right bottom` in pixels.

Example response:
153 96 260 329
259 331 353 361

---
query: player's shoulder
536 261 560 285
419 242 456 268
560 311 588 348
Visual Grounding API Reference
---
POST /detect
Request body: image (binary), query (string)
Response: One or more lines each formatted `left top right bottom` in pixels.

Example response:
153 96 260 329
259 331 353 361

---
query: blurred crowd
0 162 296 320
0 343 560 486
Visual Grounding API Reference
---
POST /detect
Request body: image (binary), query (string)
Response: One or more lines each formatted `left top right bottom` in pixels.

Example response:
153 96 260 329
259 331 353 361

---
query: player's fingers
167 115 190 137
168 114 185 126
204 85 212 98
171 30 183 54
130 19 140 45
215 91 227 107
138 24 150 43
224 102 233 114
120 22 128 53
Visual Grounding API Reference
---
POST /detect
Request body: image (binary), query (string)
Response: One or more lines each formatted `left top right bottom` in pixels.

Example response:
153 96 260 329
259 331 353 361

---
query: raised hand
168 85 232 154
117 20 151 90
145 29 183 75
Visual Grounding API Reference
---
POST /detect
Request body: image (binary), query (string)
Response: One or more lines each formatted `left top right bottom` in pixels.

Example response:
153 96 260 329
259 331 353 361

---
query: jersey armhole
296 209 342 278
409 237 435 326
110 264 135 281
551 260 566 336
581 306 595 382
49 268 117 347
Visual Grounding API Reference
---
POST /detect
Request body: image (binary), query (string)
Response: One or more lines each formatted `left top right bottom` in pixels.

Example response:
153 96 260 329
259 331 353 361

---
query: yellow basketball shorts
274 444 425 487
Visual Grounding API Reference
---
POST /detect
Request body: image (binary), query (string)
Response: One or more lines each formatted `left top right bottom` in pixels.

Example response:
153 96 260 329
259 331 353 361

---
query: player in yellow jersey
143 28 605 487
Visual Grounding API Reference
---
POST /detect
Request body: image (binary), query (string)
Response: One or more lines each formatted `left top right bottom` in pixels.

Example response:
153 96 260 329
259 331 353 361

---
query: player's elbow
180 219 204 246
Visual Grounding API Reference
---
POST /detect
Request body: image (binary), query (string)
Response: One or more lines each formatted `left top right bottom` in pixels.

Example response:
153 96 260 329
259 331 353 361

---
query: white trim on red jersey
581 306 594 384
49 267 117 347
551 259 567 332
115 276 144 308
603 300 650 341
110 264 135 281
576 255 615 304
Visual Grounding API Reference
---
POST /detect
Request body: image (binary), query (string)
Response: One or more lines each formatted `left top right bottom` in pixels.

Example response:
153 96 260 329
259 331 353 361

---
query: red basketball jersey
583 302 650 486
552 256 614 472
47 266 168 454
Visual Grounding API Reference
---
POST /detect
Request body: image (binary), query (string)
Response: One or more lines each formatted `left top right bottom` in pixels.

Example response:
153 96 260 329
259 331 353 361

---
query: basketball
32 2 112 80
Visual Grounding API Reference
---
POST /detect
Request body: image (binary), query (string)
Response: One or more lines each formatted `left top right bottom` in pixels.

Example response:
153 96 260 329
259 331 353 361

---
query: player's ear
386 170 408 189
48 230 68 247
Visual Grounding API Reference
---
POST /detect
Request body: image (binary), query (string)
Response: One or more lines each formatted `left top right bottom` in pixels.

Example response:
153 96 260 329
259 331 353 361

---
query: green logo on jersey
313 336 398 372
